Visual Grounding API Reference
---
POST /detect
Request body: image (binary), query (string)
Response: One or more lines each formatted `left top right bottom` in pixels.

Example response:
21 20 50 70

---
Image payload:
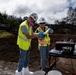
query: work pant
17 48 30 72
38 45 50 71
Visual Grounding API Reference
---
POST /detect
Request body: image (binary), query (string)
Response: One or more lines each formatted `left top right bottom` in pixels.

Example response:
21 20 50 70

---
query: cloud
0 0 76 24
0 0 10 3
67 0 76 8
13 5 32 17
71 0 76 8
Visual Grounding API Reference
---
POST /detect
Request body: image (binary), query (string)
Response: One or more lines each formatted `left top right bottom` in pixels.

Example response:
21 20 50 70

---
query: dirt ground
0 35 76 75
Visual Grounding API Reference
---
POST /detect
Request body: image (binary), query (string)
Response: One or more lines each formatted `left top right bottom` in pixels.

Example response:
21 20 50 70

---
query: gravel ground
0 58 76 75
0 35 76 75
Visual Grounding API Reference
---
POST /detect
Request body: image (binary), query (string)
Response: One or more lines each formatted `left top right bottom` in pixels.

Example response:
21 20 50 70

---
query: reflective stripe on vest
18 35 30 42
38 40 47 44
38 40 50 46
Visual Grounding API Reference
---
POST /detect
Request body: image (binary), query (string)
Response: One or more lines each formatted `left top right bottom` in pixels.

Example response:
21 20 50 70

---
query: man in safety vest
35 17 53 71
15 13 43 75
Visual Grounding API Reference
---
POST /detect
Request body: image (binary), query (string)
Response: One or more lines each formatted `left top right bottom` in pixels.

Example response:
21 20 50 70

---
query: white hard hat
38 17 46 24
29 13 38 21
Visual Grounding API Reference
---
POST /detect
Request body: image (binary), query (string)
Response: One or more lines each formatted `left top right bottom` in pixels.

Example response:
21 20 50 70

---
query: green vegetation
0 30 13 38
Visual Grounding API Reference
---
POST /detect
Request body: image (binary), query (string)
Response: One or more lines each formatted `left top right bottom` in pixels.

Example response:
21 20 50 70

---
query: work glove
38 31 45 39
49 28 53 33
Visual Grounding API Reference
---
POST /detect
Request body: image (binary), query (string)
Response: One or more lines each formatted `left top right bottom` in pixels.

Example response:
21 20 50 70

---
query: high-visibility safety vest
17 20 32 50
35 26 50 46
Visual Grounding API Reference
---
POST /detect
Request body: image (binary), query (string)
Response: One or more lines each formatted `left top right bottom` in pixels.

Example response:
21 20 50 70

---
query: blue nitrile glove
38 31 43 37
38 31 45 39
41 34 46 39
49 28 53 33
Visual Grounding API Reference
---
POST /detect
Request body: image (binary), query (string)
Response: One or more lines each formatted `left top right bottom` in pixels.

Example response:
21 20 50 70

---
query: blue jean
17 48 30 72
38 45 50 71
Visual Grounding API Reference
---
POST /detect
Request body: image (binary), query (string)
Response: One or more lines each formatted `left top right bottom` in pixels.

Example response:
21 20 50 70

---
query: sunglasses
40 23 45 24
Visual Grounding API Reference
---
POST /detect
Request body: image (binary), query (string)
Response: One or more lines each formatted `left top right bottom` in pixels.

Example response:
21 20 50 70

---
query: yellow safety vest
35 26 50 46
17 20 32 50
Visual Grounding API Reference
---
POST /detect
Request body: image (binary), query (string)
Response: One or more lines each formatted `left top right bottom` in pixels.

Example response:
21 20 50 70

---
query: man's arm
22 26 38 39
24 32 38 39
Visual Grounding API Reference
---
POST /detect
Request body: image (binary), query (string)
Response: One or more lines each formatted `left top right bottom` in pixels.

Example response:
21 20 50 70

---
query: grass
0 30 13 38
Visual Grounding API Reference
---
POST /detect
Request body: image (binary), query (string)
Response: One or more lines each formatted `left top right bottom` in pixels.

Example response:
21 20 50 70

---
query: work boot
15 70 22 75
22 67 34 75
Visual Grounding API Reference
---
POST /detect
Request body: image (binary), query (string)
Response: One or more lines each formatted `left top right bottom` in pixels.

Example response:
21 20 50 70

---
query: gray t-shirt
21 26 28 34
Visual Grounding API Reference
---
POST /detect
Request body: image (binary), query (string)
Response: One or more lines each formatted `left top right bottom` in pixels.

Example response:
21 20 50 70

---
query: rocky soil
0 35 76 75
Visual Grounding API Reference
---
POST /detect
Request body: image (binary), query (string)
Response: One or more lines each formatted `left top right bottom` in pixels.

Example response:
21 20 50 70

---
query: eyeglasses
39 23 45 24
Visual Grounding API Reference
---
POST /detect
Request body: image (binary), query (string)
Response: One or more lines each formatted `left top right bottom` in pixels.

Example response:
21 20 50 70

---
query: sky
0 0 76 24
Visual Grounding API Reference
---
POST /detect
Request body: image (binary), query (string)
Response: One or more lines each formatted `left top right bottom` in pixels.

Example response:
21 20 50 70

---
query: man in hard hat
15 13 44 75
35 17 53 71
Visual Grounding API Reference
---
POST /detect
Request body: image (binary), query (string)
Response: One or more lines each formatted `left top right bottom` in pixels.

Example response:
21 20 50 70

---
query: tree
54 20 60 25
66 7 76 25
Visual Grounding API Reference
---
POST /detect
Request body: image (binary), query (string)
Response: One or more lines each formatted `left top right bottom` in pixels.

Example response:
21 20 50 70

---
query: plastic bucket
47 70 62 75
34 70 45 75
